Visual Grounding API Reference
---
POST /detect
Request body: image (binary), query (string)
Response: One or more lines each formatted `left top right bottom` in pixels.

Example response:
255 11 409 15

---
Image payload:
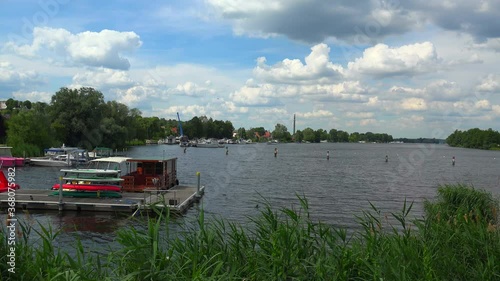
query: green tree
302 128 315 142
272 123 289 141
349 132 360 143
49 87 106 149
6 109 56 155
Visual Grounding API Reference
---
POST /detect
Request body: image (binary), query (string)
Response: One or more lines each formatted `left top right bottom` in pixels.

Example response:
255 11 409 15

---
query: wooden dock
0 185 205 214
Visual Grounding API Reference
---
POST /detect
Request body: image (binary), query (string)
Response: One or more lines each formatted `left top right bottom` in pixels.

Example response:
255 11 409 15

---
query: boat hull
30 158 70 167
52 184 121 192
50 190 122 198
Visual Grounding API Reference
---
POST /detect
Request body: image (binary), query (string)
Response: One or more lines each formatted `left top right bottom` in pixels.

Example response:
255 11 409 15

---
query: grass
1 184 499 280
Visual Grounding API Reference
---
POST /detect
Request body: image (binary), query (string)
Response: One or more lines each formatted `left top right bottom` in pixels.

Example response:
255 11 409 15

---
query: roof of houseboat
90 157 131 163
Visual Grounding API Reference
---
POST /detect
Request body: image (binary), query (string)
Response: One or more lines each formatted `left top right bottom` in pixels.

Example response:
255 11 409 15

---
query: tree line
1 86 397 157
1 87 237 156
446 128 500 150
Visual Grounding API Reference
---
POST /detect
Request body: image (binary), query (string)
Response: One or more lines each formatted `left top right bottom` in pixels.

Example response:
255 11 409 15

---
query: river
7 143 500 249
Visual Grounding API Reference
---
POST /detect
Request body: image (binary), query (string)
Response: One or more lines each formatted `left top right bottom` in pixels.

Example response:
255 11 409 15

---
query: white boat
30 146 89 167
30 154 72 167
196 139 225 148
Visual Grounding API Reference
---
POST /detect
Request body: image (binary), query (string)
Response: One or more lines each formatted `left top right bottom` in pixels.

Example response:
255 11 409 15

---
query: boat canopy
0 147 13 157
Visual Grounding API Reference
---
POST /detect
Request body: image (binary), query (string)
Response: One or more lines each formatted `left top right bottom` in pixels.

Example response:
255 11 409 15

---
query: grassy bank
1 184 499 280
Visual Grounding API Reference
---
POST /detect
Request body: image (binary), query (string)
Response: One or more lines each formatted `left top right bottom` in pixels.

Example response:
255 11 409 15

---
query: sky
0 0 499 138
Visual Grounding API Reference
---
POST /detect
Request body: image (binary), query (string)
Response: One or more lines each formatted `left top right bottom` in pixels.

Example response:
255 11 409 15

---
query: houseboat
52 156 178 197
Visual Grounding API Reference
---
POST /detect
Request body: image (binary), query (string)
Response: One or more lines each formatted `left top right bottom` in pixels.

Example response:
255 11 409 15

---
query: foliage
447 128 500 150
271 123 291 142
49 87 107 149
2 184 498 280
349 131 393 143
6 108 56 155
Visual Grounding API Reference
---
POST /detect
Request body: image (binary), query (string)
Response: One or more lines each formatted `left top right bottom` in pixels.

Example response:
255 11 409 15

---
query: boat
121 157 179 192
196 139 225 148
0 169 20 193
0 146 25 167
52 156 179 194
30 146 89 167
49 190 122 198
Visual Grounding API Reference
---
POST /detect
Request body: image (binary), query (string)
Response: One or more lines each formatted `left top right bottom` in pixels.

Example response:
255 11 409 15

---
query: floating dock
0 185 205 214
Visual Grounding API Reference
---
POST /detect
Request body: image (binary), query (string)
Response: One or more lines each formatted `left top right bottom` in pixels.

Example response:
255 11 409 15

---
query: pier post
58 176 64 212
196 172 201 197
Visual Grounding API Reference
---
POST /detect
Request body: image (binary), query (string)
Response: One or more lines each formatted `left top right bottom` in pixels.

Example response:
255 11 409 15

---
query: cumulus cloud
229 85 274 106
254 44 344 84
400 97 427 111
476 74 500 93
297 110 334 119
359 119 377 126
160 105 207 117
169 81 216 97
405 1 500 40
207 0 420 43
0 61 41 91
12 91 52 103
346 112 374 119
207 0 500 43
4 27 142 70
115 86 153 106
347 42 439 77
71 68 135 89
492 105 500 115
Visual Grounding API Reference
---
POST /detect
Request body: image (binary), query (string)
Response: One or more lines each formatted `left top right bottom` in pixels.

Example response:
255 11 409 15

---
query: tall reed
0 184 498 280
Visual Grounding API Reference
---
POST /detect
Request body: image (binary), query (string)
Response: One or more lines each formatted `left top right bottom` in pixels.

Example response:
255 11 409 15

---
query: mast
177 112 184 137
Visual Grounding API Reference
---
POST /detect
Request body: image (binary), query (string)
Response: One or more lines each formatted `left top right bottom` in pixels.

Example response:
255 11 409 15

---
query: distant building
0 101 7 110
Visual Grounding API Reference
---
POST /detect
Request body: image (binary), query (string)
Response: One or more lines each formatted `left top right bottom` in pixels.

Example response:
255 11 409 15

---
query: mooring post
58 176 64 212
196 171 201 196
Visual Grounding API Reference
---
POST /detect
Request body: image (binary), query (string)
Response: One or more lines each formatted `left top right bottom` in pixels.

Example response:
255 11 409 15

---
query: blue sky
1 0 499 138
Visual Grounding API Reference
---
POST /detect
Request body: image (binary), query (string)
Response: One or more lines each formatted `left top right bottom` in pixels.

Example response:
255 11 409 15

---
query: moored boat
0 146 25 167
52 156 179 194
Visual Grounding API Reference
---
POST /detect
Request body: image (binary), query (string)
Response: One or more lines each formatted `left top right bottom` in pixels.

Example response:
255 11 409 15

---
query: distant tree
302 128 316 142
6 109 56 154
236 127 247 139
49 87 106 148
272 123 289 141
337 130 349 142
349 132 360 142
295 130 303 142
99 101 135 149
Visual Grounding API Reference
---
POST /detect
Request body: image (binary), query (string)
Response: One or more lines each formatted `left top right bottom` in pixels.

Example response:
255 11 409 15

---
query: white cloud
115 86 153 106
254 44 344 84
346 112 374 119
12 91 52 103
492 105 500 115
71 68 135 89
169 81 216 97
476 74 500 93
229 85 272 106
474 99 490 110
5 27 142 70
0 61 41 91
297 110 334 119
359 118 377 126
347 42 439 77
400 97 427 111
